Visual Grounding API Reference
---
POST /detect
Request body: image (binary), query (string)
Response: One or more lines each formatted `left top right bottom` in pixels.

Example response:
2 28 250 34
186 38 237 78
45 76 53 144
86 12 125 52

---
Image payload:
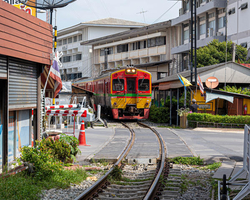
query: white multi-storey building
57 18 146 81
228 0 250 48
171 0 227 71
81 21 181 82
171 0 250 70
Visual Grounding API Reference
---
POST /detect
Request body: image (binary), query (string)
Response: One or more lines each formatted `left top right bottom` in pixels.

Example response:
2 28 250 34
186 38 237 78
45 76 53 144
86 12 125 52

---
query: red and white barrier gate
45 104 78 110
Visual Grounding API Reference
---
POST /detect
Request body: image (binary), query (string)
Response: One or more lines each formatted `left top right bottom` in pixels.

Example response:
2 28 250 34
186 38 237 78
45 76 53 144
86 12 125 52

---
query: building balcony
171 35 225 54
97 45 167 64
172 0 226 26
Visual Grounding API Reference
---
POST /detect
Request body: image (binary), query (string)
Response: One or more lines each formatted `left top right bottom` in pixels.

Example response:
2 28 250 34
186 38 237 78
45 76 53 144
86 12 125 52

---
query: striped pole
54 26 57 52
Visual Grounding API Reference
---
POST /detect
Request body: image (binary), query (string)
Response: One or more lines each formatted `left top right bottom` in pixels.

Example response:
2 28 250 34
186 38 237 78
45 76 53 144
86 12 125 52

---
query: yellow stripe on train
111 97 151 109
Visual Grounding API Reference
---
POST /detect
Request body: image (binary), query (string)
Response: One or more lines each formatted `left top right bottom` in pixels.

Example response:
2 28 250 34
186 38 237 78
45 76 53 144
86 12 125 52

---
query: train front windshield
113 79 124 91
138 79 149 91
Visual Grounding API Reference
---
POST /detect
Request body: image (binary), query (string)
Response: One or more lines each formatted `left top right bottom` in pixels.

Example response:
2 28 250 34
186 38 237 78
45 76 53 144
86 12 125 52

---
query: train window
138 79 149 91
113 79 124 91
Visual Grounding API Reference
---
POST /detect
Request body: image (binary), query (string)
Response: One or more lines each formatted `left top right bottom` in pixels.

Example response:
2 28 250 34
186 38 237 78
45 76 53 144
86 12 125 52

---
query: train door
126 78 136 93
126 78 136 104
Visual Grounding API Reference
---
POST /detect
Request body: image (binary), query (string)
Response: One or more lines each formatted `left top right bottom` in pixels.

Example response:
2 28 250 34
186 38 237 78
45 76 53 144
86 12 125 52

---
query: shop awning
205 92 234 103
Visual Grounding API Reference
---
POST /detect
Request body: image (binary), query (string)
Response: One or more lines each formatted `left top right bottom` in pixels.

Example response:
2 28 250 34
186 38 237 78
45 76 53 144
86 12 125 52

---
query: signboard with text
2 0 36 17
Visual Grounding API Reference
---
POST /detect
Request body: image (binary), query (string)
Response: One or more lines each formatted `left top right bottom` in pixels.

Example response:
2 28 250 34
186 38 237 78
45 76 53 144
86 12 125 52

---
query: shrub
20 146 63 180
38 138 72 163
149 104 170 123
59 134 81 157
187 113 250 127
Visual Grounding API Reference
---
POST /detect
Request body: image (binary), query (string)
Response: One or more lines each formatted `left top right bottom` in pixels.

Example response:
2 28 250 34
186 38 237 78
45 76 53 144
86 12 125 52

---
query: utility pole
190 0 197 85
104 48 108 70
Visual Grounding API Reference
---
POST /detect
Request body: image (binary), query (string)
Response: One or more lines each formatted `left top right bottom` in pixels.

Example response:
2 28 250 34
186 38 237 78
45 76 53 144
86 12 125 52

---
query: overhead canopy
205 92 234 103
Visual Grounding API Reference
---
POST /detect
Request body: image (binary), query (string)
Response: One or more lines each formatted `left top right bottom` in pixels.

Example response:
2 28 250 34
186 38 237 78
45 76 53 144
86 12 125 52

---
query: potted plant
177 108 191 128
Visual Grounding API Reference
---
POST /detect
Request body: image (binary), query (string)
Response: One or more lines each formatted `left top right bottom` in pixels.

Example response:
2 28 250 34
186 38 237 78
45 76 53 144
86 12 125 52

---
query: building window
73 36 77 42
183 23 189 28
132 42 140 50
200 24 206 35
156 37 166 46
184 30 189 40
218 16 226 29
63 39 67 45
241 42 247 48
58 40 62 46
157 72 167 80
228 8 235 15
62 56 71 63
239 3 248 10
78 34 82 41
68 37 72 44
73 54 82 61
148 37 166 48
199 16 205 22
184 0 190 12
208 13 215 19
218 8 226 14
209 20 215 29
117 44 128 53
100 47 113 56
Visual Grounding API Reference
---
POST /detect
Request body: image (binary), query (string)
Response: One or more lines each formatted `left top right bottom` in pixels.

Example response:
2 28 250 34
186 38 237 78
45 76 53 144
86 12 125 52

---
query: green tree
195 39 249 68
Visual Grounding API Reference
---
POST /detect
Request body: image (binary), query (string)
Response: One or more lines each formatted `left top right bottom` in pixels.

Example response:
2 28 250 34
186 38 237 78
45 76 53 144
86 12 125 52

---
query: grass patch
0 168 87 200
170 156 204 165
91 158 109 166
199 162 222 170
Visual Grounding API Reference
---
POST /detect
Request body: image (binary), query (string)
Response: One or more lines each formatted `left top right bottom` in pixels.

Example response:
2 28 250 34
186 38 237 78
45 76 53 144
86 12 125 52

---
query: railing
188 120 245 129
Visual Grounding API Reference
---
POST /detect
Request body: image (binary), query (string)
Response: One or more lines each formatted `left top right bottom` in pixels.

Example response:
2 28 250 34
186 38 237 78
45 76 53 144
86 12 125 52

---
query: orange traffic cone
78 120 90 146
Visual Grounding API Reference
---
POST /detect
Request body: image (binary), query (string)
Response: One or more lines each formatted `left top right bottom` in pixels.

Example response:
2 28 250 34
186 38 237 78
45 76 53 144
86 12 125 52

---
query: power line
153 1 180 23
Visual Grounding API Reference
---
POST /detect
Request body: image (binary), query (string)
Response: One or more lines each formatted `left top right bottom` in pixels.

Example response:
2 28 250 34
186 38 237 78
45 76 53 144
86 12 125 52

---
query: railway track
74 122 170 200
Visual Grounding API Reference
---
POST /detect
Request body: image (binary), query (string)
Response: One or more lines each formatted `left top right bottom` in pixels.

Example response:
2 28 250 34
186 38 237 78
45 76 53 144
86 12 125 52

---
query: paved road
74 127 115 164
170 128 244 163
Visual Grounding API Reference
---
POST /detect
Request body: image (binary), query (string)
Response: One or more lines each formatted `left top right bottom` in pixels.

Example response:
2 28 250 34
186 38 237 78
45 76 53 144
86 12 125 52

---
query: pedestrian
190 99 199 113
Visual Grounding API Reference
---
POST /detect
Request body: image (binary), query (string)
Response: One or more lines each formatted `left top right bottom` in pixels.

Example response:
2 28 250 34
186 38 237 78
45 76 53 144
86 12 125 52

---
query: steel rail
74 122 135 200
137 122 166 200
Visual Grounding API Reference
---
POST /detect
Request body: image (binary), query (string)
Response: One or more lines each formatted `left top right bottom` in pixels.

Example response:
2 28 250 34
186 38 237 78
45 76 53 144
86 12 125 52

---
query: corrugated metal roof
81 18 148 26
153 62 249 84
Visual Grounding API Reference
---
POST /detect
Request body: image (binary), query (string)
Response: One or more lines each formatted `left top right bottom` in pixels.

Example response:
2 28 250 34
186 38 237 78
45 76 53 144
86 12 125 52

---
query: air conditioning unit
207 28 214 37
179 8 184 16
62 46 67 51
216 32 223 36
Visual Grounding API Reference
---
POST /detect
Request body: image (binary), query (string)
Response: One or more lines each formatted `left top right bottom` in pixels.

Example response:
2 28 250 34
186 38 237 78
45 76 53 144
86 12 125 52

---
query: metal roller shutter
9 59 38 110
0 56 7 79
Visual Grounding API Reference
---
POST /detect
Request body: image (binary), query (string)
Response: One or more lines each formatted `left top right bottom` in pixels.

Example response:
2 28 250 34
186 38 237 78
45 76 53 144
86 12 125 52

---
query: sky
37 0 182 30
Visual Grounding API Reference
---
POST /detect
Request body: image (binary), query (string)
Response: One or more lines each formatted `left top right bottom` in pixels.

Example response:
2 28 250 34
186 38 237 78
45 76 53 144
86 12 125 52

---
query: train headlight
114 102 117 106
145 102 149 107
126 67 136 74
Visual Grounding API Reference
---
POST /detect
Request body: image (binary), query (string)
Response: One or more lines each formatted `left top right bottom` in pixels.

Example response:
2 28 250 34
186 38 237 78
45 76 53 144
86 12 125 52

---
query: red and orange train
72 67 152 120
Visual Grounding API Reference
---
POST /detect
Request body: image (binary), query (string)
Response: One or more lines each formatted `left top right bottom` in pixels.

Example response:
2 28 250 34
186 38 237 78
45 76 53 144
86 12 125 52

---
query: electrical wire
153 0 180 23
